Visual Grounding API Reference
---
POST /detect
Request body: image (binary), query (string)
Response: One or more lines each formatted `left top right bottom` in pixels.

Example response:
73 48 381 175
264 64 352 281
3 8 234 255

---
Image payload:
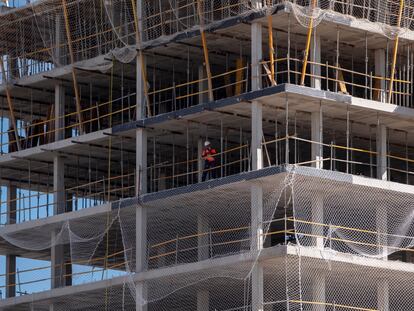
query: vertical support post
61 0 84 134
136 204 147 311
301 0 318 86
131 0 151 116
196 0 214 102
197 214 210 310
6 183 16 298
251 19 263 172
267 10 275 86
55 84 65 142
198 138 203 183
251 183 263 311
251 38 264 304
376 204 388 260
388 0 405 103
7 183 16 225
376 121 387 181
375 49 386 102
311 192 324 249
136 129 147 196
197 290 210 311
134 3 148 310
51 155 71 289
252 101 263 170
312 273 326 311
197 215 209 261
377 278 389 311
311 31 321 90
0 57 21 151
135 0 148 196
311 103 323 169
251 22 263 91
198 66 209 104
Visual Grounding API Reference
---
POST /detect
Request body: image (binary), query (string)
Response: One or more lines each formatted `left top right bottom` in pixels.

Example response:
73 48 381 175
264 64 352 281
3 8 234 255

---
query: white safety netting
0 165 414 309
2 0 414 84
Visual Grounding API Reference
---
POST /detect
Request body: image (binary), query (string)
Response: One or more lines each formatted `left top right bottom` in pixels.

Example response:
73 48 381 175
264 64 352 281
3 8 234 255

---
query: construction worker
202 140 217 181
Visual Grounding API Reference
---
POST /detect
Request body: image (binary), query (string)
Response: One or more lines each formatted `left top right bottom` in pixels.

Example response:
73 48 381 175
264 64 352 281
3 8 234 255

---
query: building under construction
0 0 413 310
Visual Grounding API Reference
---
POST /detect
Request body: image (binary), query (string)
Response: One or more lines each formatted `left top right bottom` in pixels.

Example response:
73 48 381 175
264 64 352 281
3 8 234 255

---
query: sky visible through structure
0 116 125 297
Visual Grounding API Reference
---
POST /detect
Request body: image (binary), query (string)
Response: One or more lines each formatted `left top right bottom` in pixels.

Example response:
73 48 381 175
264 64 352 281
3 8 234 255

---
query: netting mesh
2 0 414 84
1 165 414 309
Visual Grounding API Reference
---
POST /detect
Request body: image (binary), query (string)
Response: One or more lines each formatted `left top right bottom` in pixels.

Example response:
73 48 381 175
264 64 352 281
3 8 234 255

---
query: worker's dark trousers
202 161 216 181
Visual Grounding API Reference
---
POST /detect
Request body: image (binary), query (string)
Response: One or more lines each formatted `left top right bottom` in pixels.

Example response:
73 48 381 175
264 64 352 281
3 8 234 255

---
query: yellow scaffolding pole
388 0 405 104
300 0 318 86
61 0 84 134
267 2 276 86
197 0 214 102
0 57 21 151
131 0 152 117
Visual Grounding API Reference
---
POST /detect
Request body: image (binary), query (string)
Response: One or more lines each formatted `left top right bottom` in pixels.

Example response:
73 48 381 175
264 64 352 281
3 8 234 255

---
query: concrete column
51 156 71 289
6 183 16 225
312 273 325 311
252 101 263 171
198 138 203 183
136 7 147 196
54 84 65 142
311 192 324 249
251 184 263 251
251 263 264 311
376 123 387 181
197 214 210 308
197 290 209 311
198 66 209 105
376 205 388 260
251 23 262 91
310 32 321 90
197 215 209 261
51 231 64 289
136 2 148 309
136 282 148 311
377 278 389 311
6 183 16 298
136 205 147 311
136 130 147 195
251 183 263 311
53 156 65 215
375 49 386 102
311 105 323 169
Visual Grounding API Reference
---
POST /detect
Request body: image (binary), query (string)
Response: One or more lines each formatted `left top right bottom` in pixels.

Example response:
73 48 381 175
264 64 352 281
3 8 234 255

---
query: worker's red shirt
202 147 217 162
